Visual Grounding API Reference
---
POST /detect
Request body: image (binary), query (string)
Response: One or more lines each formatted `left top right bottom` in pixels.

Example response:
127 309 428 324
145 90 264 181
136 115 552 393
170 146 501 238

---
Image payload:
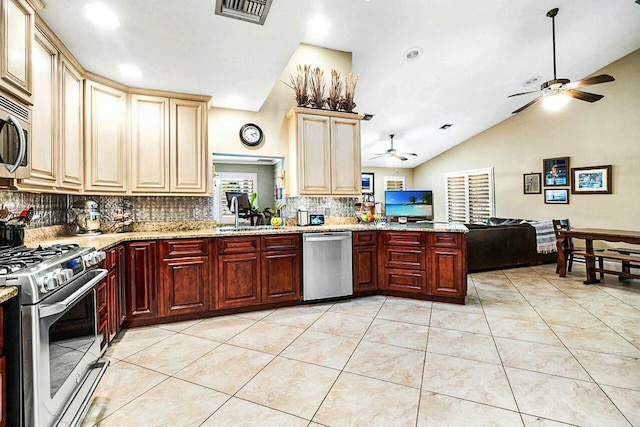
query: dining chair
553 219 604 279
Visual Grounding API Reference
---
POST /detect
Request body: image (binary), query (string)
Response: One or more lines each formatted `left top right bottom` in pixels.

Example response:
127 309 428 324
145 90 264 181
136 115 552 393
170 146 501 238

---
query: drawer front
353 231 377 246
384 246 426 270
429 233 462 248
261 234 300 251
383 268 427 294
382 232 425 246
96 279 108 312
162 239 209 258
105 248 117 270
0 306 3 351
217 236 260 254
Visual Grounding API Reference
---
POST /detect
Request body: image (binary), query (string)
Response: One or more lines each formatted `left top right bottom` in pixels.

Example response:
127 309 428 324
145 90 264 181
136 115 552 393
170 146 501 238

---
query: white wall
208 44 352 159
413 49 640 230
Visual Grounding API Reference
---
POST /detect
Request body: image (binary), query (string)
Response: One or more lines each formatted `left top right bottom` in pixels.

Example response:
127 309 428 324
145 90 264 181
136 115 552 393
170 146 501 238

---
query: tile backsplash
0 191 358 230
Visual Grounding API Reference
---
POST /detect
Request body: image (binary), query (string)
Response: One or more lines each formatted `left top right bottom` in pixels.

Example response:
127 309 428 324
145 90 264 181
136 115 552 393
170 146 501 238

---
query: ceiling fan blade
392 153 408 161
369 155 385 160
564 74 615 90
508 90 540 98
565 90 604 103
403 152 418 157
512 96 543 114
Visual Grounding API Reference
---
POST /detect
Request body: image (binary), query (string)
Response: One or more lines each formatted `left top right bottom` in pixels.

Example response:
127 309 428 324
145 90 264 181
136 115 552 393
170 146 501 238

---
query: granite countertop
0 286 18 304
27 223 468 251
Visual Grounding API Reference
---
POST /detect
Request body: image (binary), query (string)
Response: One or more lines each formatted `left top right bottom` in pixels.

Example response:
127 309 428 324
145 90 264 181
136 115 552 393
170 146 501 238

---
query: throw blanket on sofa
530 220 557 254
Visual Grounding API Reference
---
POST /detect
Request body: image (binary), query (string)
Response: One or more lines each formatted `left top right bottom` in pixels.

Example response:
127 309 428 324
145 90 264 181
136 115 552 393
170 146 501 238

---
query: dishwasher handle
303 232 352 242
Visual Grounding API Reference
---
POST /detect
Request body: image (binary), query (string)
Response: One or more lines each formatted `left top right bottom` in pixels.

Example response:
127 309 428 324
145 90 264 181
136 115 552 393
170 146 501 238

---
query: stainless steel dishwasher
302 232 353 301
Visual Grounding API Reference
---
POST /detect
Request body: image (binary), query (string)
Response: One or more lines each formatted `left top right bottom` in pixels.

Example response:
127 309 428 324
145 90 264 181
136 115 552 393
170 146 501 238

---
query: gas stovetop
0 244 105 304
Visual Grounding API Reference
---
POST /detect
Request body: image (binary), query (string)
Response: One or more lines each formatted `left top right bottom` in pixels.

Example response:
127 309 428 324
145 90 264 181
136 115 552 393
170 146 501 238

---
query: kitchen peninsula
28 223 468 348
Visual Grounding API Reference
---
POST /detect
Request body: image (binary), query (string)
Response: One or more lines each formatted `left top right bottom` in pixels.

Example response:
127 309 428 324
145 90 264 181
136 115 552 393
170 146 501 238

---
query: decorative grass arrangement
309 67 326 109
286 65 359 112
289 65 310 107
326 69 342 111
341 73 359 112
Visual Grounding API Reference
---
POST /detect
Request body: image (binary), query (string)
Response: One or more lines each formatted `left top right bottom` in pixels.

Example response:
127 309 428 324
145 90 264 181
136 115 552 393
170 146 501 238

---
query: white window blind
214 172 257 220
445 168 494 224
384 176 405 191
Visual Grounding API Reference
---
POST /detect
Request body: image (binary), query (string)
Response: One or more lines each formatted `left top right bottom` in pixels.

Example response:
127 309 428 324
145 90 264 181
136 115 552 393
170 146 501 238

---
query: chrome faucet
230 196 239 229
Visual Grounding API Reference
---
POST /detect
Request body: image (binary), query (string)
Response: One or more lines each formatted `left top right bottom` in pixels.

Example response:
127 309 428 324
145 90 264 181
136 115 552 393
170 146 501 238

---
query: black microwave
0 94 30 178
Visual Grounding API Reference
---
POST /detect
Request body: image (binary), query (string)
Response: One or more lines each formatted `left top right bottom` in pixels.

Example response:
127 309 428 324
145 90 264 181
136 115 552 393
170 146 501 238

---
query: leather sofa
466 217 557 272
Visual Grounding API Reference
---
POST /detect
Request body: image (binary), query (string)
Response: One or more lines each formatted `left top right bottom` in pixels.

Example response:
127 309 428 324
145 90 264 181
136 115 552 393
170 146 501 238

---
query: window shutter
445 168 494 223
215 172 257 218
384 176 405 191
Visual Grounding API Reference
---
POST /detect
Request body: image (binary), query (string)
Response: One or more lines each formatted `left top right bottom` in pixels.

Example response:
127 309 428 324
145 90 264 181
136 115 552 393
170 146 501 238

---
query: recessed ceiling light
118 64 142 79
307 15 331 40
523 75 542 86
404 47 422 61
85 3 120 29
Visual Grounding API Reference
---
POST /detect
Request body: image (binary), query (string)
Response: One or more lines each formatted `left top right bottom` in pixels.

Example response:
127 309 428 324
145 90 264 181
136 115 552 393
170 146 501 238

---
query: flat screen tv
385 190 433 219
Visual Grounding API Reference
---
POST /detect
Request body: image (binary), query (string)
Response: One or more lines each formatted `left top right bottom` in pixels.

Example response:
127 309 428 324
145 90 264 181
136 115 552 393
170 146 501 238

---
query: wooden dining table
556 228 640 284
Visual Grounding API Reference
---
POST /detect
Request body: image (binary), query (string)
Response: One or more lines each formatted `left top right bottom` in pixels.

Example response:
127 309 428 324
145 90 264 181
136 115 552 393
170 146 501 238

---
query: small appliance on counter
310 214 325 225
297 209 309 226
69 200 102 236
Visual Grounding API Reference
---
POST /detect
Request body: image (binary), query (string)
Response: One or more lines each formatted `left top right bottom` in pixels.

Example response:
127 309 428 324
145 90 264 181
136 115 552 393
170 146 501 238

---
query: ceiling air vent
215 0 273 25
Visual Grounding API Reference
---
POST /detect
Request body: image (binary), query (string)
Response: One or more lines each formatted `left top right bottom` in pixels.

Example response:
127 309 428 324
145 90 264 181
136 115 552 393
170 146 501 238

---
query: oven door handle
39 269 108 318
5 114 26 173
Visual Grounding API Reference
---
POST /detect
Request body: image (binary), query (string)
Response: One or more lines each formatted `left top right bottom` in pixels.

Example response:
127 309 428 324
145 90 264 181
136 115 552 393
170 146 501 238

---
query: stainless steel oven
22 269 107 426
0 244 107 426
0 93 30 178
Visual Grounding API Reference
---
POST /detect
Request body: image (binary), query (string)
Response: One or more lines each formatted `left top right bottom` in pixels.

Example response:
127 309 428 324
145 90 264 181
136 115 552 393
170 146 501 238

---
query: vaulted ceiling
39 0 640 168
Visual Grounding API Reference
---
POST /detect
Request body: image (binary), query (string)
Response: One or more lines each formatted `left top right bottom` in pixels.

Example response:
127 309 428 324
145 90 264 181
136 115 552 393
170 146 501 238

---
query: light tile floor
81 264 640 426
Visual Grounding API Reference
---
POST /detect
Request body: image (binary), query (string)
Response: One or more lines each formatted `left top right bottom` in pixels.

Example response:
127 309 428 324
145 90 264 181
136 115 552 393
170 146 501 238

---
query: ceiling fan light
542 92 570 112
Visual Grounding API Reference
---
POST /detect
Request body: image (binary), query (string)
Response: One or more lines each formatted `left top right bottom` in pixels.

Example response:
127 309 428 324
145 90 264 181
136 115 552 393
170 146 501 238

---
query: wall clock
239 123 264 147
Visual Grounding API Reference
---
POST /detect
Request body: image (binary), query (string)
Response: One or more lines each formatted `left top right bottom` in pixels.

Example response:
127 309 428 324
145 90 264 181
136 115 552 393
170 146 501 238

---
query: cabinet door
58 55 83 191
297 114 331 194
160 257 210 316
107 269 118 342
353 245 377 293
126 242 158 319
130 94 170 192
0 0 34 104
330 117 361 195
21 28 56 188
84 80 127 192
0 355 5 427
169 98 207 193
116 245 127 328
261 251 300 303
428 248 466 298
216 252 261 309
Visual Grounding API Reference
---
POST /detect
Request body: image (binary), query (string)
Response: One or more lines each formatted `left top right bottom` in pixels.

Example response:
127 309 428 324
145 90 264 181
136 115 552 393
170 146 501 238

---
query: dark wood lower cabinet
353 245 377 293
261 251 300 303
160 257 210 316
0 356 5 427
126 242 158 320
428 247 466 298
383 268 427 293
216 252 262 309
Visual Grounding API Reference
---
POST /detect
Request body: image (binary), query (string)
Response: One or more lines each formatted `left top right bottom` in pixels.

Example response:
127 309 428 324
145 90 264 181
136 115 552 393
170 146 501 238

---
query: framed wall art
523 172 542 194
544 188 570 204
571 165 612 194
543 157 570 187
361 172 374 193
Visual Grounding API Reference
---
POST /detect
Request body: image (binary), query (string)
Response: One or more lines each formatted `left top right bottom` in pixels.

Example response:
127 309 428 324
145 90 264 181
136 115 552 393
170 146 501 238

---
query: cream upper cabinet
20 27 56 189
286 107 363 196
84 80 127 193
130 94 170 192
58 54 83 191
0 0 34 104
169 98 207 193
330 116 361 195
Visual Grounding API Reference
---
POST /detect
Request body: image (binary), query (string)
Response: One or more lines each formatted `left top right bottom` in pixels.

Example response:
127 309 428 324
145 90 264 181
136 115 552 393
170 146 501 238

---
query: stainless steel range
0 243 107 427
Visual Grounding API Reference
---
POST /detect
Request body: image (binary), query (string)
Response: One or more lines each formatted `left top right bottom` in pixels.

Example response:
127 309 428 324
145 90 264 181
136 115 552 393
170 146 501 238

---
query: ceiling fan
508 7 615 114
370 134 417 161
